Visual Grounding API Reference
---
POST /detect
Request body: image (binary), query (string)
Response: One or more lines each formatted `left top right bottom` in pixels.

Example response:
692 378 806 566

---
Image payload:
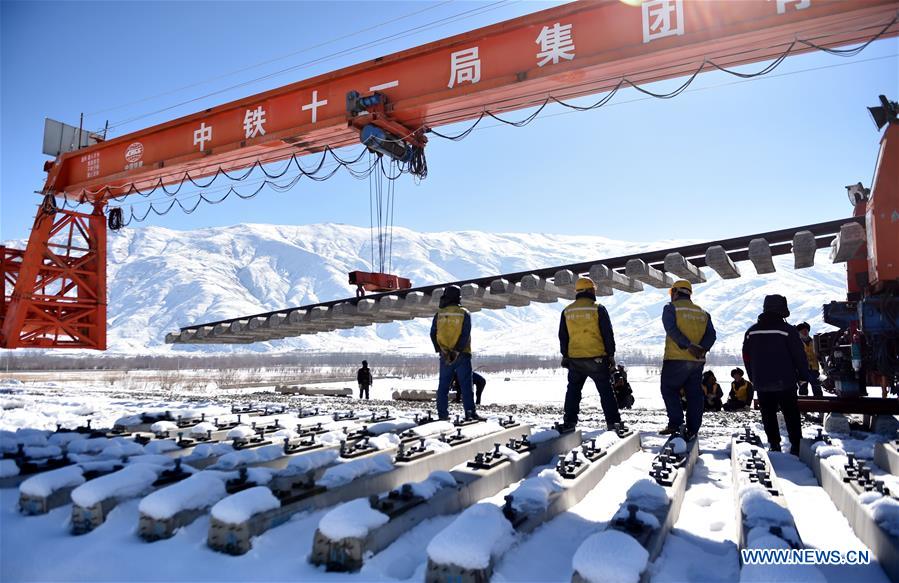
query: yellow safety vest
663 299 709 361
732 380 751 402
563 297 607 358
435 305 471 354
802 339 819 371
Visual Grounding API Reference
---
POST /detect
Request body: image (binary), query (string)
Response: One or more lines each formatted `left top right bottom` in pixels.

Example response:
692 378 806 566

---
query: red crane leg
0 201 106 349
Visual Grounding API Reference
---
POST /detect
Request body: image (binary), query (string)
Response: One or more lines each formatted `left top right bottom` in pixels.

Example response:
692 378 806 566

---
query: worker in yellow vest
659 280 716 441
557 277 622 431
796 322 823 397
430 285 482 421
723 367 754 410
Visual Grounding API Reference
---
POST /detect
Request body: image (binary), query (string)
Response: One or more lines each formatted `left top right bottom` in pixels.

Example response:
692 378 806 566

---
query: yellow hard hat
671 280 693 295
575 277 596 292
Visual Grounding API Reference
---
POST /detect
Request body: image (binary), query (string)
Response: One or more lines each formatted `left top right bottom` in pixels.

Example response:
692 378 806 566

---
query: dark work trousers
798 370 823 397
758 388 802 451
454 374 486 404
358 384 370 400
437 353 475 418
660 359 704 434
564 357 621 427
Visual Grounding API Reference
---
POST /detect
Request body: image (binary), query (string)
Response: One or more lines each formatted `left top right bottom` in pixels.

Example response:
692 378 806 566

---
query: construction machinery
814 96 899 397
1 0 898 403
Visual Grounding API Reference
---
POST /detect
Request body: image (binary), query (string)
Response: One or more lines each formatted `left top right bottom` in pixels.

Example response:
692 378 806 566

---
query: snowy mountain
89 223 846 356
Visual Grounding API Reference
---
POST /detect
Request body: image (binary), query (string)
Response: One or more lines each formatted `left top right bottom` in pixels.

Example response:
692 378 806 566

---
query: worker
356 360 373 400
430 285 482 421
659 280 716 441
612 364 635 409
452 371 487 405
723 367 754 410
796 322 823 397
557 277 622 431
701 370 724 412
742 294 809 455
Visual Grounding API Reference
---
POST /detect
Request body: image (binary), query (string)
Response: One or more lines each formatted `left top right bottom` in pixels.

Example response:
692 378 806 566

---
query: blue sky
2 1 897 244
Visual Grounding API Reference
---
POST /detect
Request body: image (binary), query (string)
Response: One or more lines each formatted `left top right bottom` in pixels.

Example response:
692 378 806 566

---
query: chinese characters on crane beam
642 0 812 44
773 0 811 15
536 22 575 67
448 47 481 88
642 0 684 44
128 1 824 157
302 90 328 124
369 81 399 92
243 106 267 139
193 122 212 151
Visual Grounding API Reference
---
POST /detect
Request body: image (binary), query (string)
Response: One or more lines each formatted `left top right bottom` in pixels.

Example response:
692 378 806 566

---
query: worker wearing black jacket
356 360 373 400
558 277 622 431
742 294 810 455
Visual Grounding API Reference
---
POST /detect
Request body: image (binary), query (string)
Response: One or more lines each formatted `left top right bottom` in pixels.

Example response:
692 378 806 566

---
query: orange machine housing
866 123 899 290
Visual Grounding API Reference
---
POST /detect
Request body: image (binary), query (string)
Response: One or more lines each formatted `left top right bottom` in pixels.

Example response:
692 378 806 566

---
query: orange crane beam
4 0 899 350
45 0 899 202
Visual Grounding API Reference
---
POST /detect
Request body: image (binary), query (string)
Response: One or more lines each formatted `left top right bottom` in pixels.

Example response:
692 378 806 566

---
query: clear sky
2 1 897 244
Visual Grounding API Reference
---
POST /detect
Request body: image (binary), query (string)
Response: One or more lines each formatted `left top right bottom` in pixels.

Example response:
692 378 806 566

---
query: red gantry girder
3 0 898 349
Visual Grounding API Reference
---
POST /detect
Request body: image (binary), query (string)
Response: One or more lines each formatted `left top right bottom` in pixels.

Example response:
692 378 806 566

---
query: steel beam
173 218 860 344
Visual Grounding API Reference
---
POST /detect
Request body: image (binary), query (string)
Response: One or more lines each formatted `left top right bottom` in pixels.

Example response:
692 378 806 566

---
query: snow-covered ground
0 372 894 582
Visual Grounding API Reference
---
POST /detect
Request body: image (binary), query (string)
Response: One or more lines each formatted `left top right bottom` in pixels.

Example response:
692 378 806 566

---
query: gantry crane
2 0 898 350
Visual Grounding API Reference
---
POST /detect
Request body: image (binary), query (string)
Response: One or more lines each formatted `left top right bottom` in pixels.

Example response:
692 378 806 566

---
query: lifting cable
368 153 399 273
65 12 897 229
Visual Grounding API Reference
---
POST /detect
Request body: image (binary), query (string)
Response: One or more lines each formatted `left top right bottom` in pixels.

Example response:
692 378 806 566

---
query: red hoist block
348 271 412 297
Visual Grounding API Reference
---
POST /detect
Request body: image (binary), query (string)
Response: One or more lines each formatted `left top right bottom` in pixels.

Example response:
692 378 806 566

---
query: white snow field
1 373 896 582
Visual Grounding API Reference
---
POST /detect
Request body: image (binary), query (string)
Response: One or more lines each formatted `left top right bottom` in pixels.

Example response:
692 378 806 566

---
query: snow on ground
408 471 456 499
492 449 657 581
19 466 86 497
651 443 740 583
138 472 228 520
281 448 340 476
318 453 394 488
210 486 280 524
70 464 166 508
427 503 516 570
771 452 892 583
1 373 896 582
318 498 389 540
508 469 564 513
573 529 649 583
